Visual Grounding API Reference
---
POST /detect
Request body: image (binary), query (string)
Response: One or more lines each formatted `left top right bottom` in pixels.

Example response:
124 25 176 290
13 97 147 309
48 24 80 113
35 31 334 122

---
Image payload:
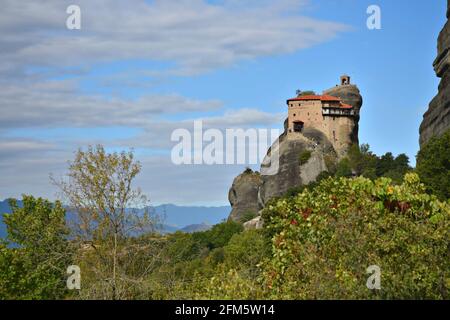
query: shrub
192 221 243 250
261 173 450 299
223 230 270 274
299 90 316 96
417 129 450 200
243 167 254 174
335 157 352 177
240 211 258 223
299 150 312 165
0 196 72 300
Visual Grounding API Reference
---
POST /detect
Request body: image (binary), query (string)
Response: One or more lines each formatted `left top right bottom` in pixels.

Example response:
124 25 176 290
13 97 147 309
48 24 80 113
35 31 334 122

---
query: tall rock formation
419 0 450 146
324 81 363 149
257 128 336 208
228 170 262 222
228 76 363 220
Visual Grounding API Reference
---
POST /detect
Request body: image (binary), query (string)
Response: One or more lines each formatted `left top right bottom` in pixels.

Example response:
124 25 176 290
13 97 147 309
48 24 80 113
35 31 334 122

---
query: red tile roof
287 94 353 109
287 94 341 102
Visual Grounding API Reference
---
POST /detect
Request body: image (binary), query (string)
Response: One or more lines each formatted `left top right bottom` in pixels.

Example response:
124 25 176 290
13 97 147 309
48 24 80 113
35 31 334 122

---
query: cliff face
227 129 337 220
228 171 262 222
419 1 450 146
257 128 336 208
227 78 363 222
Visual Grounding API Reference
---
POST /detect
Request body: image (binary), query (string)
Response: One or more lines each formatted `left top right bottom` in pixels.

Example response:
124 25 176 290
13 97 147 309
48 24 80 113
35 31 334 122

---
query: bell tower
340 75 351 86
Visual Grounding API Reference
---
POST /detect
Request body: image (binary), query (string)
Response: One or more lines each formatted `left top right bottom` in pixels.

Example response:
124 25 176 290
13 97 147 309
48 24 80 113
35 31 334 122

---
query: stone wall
323 84 363 155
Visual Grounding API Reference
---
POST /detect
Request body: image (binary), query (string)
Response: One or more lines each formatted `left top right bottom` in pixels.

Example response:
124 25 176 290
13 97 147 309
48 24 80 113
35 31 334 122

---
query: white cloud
0 81 222 128
0 0 349 204
0 0 348 78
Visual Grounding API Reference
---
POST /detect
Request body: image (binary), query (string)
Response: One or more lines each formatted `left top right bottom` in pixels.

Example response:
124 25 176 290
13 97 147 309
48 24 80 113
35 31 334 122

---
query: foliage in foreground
0 196 72 299
1 143 448 300
260 173 449 299
416 129 450 201
150 174 449 300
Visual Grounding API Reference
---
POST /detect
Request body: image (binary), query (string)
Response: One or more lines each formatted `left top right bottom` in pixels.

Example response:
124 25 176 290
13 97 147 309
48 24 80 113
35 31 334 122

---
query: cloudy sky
0 0 446 205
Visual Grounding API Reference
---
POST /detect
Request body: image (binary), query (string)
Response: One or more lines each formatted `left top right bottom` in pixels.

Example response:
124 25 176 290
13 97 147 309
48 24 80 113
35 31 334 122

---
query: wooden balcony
322 107 358 117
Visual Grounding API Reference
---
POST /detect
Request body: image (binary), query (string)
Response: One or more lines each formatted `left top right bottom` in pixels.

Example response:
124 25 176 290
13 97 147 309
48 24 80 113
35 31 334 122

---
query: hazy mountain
0 199 230 238
179 222 212 233
153 204 229 228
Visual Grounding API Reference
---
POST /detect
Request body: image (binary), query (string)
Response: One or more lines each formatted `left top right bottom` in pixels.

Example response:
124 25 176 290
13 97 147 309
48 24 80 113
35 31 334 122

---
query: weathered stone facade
286 76 362 158
323 83 363 147
419 0 450 146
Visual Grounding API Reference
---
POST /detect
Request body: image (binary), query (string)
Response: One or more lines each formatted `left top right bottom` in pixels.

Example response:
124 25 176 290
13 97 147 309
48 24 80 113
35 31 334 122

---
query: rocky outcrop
258 128 336 208
227 77 363 223
228 170 262 222
228 129 337 227
324 84 363 148
420 1 450 146
243 216 264 230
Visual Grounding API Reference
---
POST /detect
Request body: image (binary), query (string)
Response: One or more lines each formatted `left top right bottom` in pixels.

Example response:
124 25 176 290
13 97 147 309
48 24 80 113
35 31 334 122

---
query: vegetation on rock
416 129 450 201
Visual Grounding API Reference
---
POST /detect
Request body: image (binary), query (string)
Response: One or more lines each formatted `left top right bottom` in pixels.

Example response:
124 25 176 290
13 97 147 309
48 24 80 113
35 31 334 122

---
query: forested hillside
0 136 448 299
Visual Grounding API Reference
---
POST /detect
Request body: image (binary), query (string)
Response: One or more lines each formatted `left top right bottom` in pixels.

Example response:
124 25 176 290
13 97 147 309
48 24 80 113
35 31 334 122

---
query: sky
0 0 447 206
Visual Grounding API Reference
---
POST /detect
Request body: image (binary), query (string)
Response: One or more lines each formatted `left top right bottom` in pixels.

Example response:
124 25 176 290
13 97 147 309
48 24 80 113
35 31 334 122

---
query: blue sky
0 0 446 205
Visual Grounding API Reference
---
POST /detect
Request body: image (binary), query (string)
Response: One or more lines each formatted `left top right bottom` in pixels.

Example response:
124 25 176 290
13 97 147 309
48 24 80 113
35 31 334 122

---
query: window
293 121 304 133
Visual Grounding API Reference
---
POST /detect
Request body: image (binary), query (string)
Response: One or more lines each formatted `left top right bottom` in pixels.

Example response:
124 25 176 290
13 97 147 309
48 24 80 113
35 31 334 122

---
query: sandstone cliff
228 80 363 222
419 0 450 146
257 128 336 208
228 169 262 222
228 79 363 223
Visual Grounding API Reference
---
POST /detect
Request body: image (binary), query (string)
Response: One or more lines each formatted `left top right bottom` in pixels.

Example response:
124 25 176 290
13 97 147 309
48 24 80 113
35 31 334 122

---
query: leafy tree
299 90 316 96
416 130 450 200
377 152 395 176
335 158 352 177
192 221 243 250
52 145 157 299
341 144 411 183
0 196 72 299
223 230 269 276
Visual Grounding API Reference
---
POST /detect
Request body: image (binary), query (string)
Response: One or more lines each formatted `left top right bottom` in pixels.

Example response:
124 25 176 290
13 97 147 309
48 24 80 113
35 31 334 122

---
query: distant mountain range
0 200 11 238
0 199 230 238
180 222 212 233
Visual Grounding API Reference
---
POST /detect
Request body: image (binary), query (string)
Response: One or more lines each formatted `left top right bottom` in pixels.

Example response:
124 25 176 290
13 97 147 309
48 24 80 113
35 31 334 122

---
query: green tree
52 145 157 299
0 196 71 300
376 152 395 176
192 221 243 250
223 230 269 276
417 130 450 200
336 158 352 177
